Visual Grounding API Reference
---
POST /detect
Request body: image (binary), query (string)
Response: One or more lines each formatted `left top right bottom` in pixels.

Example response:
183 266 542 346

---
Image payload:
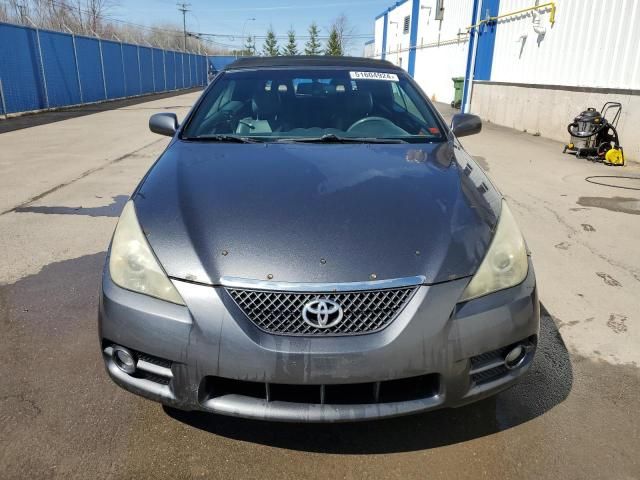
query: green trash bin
451 77 464 109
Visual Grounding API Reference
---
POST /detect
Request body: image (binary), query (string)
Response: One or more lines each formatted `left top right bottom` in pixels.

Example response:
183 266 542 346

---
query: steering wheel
347 116 393 131
347 116 407 136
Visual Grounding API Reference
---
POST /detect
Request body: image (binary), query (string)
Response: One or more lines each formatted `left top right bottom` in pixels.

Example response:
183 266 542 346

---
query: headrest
252 92 280 120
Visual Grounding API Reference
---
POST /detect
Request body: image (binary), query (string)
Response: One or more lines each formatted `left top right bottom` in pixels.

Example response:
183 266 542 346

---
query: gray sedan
99 56 539 422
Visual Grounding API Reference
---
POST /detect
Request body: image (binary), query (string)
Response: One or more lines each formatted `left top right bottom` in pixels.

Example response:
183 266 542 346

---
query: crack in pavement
0 138 164 216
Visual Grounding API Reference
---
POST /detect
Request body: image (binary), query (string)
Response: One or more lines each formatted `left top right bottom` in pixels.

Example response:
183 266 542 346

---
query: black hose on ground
585 176 640 191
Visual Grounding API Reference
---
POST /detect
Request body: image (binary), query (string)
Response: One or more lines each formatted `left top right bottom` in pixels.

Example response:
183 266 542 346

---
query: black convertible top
224 55 402 71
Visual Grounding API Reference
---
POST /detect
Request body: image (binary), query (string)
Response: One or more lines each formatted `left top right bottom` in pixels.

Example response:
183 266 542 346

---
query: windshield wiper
185 134 263 143
278 134 407 144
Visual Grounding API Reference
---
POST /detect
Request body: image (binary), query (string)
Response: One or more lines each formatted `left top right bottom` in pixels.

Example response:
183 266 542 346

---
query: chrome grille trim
220 275 426 292
225 279 421 336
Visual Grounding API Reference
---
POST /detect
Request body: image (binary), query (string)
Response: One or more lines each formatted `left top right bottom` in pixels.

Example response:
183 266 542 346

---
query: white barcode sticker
350 71 399 81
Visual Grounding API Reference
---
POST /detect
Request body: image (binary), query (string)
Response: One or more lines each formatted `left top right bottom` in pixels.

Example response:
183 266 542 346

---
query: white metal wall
374 17 386 58
373 0 473 103
413 0 473 103
491 0 640 88
382 1 414 69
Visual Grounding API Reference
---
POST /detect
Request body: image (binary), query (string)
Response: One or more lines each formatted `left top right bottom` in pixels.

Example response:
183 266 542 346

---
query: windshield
182 68 446 143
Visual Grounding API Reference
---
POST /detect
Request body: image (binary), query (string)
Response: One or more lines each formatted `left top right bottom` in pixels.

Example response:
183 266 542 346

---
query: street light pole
242 17 256 55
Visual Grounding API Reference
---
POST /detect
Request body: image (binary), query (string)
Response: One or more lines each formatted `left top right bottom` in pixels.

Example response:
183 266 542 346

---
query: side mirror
149 113 178 137
451 113 482 138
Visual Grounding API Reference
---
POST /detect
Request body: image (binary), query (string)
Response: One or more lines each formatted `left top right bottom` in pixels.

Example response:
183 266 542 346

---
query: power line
194 32 373 40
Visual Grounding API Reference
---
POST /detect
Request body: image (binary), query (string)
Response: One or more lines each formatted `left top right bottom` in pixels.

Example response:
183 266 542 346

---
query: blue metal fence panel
202 56 207 83
165 51 176 90
122 44 140 96
138 46 153 94
204 56 209 83
176 53 184 89
176 52 182 89
208 55 237 72
0 22 210 115
185 53 191 86
197 55 203 84
152 48 165 92
39 30 81 107
101 40 126 99
75 36 106 102
0 23 46 113
190 54 197 86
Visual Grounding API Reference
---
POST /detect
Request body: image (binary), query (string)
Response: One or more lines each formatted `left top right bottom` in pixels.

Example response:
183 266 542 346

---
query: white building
372 0 640 160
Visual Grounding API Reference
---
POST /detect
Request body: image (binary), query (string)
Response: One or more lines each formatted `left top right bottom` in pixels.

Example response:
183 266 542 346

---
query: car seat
236 91 281 135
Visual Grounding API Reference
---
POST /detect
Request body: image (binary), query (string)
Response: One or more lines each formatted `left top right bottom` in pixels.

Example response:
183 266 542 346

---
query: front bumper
99 260 539 422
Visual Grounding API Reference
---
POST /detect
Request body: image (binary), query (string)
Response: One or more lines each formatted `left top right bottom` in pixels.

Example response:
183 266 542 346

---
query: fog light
504 345 526 370
113 346 136 374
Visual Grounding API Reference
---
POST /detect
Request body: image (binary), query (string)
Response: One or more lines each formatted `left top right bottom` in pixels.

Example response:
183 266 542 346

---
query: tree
332 14 355 55
324 25 342 56
244 35 256 56
0 4 9 22
262 27 279 56
282 28 298 56
0 1 216 53
304 22 322 55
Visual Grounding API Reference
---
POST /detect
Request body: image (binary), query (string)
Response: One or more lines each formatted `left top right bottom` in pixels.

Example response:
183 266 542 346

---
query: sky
110 0 393 55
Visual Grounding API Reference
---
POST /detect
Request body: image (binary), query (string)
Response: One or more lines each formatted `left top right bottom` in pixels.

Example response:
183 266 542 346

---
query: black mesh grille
226 286 418 336
471 365 509 385
137 352 172 369
470 347 510 369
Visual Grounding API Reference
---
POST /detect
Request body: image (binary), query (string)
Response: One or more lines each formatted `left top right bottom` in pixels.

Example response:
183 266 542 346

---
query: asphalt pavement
0 92 638 479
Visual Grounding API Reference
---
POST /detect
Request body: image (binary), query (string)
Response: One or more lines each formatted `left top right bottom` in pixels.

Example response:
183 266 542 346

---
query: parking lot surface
1 91 638 479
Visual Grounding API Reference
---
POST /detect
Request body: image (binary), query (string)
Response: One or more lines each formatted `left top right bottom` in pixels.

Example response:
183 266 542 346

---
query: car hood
133 141 501 285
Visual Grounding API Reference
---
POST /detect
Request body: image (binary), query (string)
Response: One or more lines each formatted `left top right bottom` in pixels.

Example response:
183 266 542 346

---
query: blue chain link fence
0 21 238 116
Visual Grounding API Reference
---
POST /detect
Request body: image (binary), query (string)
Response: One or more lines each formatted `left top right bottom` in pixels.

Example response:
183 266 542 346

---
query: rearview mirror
149 113 178 137
451 113 482 138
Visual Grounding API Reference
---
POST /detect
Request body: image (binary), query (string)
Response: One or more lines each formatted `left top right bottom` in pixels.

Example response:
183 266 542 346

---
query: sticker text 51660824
349 71 399 82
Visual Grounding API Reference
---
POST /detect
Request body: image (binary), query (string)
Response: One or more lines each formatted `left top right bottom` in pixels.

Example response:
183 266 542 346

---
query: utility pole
177 3 191 51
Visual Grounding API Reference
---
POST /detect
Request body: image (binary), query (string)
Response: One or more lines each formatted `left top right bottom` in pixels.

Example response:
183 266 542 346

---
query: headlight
458 200 528 302
109 200 185 305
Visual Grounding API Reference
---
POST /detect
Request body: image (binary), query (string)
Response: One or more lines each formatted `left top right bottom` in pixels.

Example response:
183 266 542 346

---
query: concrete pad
0 91 201 214
0 94 638 479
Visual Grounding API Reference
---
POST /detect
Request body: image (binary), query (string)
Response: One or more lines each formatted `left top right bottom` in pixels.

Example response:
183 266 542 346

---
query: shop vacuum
563 102 625 166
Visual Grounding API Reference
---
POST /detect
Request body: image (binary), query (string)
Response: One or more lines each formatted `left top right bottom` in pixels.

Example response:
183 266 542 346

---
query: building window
435 0 445 20
403 15 410 34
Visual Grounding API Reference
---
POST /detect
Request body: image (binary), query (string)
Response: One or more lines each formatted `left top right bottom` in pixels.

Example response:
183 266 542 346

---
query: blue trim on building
375 0 410 20
473 0 500 81
461 0 481 110
381 13 388 60
407 0 420 77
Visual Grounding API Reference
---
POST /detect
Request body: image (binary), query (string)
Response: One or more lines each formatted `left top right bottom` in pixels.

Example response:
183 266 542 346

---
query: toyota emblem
301 299 343 329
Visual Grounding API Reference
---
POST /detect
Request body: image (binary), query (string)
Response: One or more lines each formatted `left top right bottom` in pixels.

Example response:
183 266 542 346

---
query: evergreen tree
262 27 279 56
244 35 256 56
324 25 342 56
283 29 298 56
304 22 322 55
